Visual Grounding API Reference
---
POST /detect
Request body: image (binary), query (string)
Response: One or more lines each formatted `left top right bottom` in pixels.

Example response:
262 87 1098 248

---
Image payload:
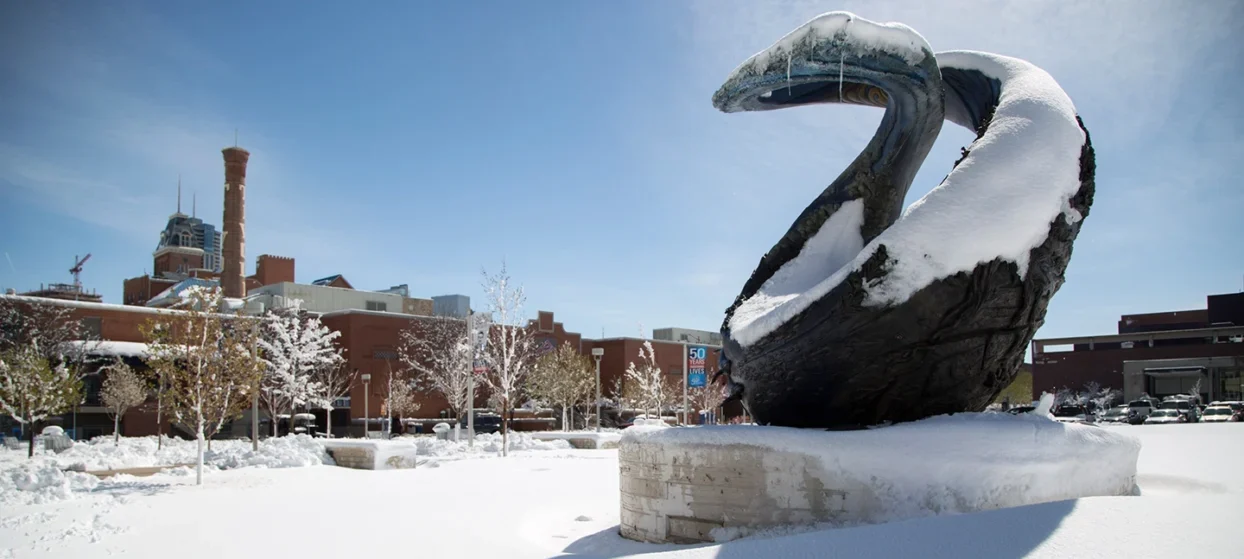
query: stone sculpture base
618 416 1139 544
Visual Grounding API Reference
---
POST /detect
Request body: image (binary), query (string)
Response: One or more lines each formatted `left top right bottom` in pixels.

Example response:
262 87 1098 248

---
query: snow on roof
0 294 188 317
728 30 1087 347
62 340 152 358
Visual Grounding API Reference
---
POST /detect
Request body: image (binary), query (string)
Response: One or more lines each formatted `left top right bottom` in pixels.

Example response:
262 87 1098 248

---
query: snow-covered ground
0 422 1238 558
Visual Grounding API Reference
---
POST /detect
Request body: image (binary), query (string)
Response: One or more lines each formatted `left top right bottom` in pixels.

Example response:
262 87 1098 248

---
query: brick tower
221 146 250 298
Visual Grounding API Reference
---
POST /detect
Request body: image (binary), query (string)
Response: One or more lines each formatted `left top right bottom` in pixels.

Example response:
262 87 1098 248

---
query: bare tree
480 262 535 456
0 296 89 363
383 363 422 435
143 286 262 485
528 342 595 431
100 359 147 445
398 316 478 421
310 362 352 438
689 375 729 425
0 342 81 457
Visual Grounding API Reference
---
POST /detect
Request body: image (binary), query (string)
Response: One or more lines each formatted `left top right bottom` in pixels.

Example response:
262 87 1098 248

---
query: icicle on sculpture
715 12 1095 428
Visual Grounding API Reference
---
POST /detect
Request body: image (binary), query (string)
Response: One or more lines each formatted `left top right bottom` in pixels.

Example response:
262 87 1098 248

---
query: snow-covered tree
100 359 147 445
625 340 670 419
527 341 594 431
0 342 81 457
257 304 342 436
398 316 478 421
1188 377 1204 403
1 296 94 442
1080 381 1120 417
309 362 352 438
143 285 262 485
689 375 729 425
480 263 535 456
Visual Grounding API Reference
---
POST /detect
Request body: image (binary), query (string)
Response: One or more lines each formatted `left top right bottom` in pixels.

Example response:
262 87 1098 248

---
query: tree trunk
156 392 163 450
27 421 35 458
114 412 121 445
325 407 333 438
501 397 509 457
196 419 204 486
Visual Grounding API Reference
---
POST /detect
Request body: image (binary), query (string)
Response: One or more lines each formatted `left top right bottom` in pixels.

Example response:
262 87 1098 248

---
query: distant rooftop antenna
192 192 196 218
177 174 182 214
234 128 238 147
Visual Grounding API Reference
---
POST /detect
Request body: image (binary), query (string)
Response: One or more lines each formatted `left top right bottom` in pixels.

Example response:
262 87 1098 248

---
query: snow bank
726 14 1088 347
30 434 332 472
0 435 332 505
528 431 624 449
0 460 100 506
323 433 574 469
620 412 1139 541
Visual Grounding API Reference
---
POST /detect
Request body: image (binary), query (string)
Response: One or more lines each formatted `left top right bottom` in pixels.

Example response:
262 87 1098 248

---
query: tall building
432 294 470 318
221 146 250 299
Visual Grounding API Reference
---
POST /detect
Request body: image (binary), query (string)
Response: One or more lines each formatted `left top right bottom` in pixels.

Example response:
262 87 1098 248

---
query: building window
80 317 102 340
366 301 387 312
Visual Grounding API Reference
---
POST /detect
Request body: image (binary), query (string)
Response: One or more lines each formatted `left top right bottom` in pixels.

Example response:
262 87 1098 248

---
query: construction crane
69 254 91 291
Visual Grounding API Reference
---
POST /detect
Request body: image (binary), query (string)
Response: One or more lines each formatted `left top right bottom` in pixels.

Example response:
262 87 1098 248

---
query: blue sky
1 0 1241 346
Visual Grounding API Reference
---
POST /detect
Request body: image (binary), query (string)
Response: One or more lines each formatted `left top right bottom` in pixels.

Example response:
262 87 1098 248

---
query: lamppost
592 347 604 432
361 373 371 438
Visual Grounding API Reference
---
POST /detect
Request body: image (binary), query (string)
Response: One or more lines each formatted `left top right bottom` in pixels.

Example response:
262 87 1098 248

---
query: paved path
85 464 194 479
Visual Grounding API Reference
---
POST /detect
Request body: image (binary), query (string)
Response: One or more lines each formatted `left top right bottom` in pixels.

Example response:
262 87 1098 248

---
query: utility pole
467 311 475 446
592 348 604 432
682 342 689 425
361 374 372 438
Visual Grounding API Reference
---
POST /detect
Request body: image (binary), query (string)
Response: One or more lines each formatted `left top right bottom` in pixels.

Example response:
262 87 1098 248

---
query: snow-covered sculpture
715 13 1095 428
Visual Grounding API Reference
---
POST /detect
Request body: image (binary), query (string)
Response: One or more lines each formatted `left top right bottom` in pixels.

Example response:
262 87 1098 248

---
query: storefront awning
1142 366 1206 376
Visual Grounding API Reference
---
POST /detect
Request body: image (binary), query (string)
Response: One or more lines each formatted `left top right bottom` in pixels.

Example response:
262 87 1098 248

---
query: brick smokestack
221 146 250 299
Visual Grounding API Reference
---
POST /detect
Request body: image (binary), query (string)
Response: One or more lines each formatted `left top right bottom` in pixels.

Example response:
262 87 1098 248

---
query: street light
360 373 371 438
592 347 604 432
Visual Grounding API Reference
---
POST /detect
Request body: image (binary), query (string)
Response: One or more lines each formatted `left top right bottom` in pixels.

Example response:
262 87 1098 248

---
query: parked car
1209 401 1244 414
1201 406 1241 423
460 413 503 434
1007 405 1037 415
1144 409 1186 424
1160 399 1201 423
1127 399 1159 420
1052 405 1094 424
1099 405 1139 424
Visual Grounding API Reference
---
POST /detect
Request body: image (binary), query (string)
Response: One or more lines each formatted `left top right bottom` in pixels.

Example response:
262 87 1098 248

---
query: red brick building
2 293 728 439
1032 292 1244 401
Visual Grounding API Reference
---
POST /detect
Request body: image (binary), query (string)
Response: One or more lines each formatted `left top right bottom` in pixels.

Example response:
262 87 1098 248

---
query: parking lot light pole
361 374 371 438
592 347 604 432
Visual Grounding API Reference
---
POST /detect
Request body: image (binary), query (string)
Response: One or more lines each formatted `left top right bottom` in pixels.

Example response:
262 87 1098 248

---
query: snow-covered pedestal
619 413 1140 544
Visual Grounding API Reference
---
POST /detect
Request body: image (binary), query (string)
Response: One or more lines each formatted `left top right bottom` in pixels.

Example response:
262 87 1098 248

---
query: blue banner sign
688 346 707 387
